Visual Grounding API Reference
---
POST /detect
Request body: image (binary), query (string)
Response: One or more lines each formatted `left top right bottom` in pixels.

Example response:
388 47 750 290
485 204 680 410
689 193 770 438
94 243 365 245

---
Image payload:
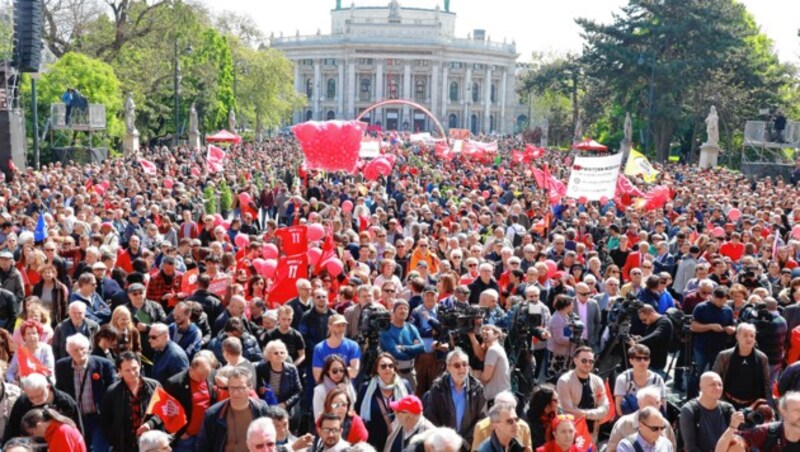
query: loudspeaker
0 109 27 180
12 0 43 73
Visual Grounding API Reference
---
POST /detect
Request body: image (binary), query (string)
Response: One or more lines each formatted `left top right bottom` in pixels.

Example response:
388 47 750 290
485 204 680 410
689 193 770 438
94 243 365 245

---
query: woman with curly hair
6 320 55 383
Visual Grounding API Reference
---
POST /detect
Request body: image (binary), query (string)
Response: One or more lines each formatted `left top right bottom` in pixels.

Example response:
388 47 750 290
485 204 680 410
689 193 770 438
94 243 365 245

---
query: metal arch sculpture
356 99 448 144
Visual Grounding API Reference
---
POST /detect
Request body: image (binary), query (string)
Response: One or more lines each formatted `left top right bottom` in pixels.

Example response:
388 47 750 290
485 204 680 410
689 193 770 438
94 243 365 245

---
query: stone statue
623 113 632 144
189 102 198 135
573 115 583 143
445 0 450 12
228 108 236 132
124 93 137 134
336 0 341 9
388 0 400 19
705 105 719 146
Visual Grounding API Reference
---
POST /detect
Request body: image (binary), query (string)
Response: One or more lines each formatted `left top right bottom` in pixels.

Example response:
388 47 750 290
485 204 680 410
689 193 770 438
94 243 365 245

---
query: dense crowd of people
1 132 800 452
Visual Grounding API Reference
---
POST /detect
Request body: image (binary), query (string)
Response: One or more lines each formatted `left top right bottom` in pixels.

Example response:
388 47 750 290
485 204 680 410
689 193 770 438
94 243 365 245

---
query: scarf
322 375 348 394
359 375 409 422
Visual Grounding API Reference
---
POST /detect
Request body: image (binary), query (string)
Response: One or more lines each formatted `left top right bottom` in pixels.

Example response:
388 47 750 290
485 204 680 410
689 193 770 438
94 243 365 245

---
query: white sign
566 153 623 201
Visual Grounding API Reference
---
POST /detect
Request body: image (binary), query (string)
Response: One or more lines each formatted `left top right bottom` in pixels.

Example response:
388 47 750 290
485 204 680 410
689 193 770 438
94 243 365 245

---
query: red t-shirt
275 225 308 256
46 421 86 452
186 378 211 436
269 254 310 305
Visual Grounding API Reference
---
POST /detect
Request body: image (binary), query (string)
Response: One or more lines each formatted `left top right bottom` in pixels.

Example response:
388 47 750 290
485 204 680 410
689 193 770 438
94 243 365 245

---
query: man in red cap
385 395 434 452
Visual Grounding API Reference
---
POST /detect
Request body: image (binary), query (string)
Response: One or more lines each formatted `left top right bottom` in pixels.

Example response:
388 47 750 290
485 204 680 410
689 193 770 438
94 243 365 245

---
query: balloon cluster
292 120 367 173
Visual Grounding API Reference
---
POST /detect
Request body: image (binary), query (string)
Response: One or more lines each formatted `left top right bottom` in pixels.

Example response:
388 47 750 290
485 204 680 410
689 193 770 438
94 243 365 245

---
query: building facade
272 1 528 135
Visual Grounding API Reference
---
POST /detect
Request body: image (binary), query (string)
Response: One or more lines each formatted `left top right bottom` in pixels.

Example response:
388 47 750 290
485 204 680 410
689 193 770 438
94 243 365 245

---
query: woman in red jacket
21 407 86 452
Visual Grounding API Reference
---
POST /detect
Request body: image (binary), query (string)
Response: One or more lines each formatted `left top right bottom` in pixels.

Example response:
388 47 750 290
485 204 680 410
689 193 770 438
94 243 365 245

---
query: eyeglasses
148 334 163 340
382 289 396 293
450 361 469 369
580 358 595 365
330 368 345 375
320 427 340 435
379 363 395 370
577 292 589 296
632 356 650 362
330 402 348 409
468 264 478 267
498 416 519 426
640 422 668 432
314 295 327 299
229 386 249 393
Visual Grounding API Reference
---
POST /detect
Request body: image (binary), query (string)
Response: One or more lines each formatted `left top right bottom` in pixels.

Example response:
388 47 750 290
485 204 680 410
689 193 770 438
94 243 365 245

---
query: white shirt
577 300 589 340
617 433 673 452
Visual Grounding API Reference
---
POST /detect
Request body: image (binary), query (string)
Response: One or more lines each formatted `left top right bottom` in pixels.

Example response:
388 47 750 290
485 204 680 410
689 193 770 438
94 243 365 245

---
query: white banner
566 153 623 200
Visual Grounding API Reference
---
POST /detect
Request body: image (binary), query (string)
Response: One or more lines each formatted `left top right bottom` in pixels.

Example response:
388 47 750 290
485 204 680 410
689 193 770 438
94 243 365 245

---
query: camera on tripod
567 313 586 344
606 293 644 339
509 301 548 342
665 308 693 343
439 305 486 338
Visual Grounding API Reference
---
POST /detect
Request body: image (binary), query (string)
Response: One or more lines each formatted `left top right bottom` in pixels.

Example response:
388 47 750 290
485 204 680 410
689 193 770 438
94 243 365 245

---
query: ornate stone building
272 1 528 134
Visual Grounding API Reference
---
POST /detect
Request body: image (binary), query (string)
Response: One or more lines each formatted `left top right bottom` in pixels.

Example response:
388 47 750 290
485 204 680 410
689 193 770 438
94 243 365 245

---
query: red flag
600 378 616 424
146 386 187 434
139 158 157 175
18 346 51 377
573 417 595 452
180 267 199 296
525 143 545 159
207 145 226 174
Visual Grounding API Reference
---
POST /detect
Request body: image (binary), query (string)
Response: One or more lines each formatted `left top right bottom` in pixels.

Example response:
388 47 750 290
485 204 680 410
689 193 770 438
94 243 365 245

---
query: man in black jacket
55 333 116 452
468 263 500 306
164 352 218 451
99 352 163 451
423 348 486 445
635 304 674 378
187 274 224 322
196 366 270 452
2 372 84 443
0 287 18 332
51 301 100 361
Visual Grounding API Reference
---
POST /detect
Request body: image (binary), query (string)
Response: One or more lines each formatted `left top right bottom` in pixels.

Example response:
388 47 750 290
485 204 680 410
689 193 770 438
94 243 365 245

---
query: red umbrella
573 138 608 151
206 129 242 144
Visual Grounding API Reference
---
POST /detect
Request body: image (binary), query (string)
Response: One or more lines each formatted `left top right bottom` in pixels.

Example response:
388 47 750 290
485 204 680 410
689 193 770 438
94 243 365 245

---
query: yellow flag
624 149 659 183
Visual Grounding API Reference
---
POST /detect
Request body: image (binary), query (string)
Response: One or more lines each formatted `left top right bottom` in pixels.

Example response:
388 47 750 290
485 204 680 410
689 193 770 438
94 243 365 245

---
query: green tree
577 0 794 161
21 52 123 145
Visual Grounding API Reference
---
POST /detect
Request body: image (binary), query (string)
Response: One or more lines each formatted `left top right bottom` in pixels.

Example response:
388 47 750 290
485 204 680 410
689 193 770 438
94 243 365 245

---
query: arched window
305 110 313 121
415 78 426 102
449 81 459 102
490 115 496 132
491 83 497 104
472 82 479 103
305 79 313 98
470 114 478 134
448 114 458 128
327 111 336 120
327 79 336 99
360 78 371 101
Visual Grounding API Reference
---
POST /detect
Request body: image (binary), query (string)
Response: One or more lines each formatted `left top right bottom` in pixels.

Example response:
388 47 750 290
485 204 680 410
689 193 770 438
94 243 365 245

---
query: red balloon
482 190 490 199
325 258 344 277
578 196 588 205
308 223 324 241
93 185 105 195
712 226 725 238
262 243 279 260
234 234 249 248
261 259 277 279
728 208 742 222
308 247 322 266
292 120 366 173
545 260 558 279
221 220 231 230
342 200 354 213
238 192 251 206
100 180 110 189
600 196 609 205
213 214 223 227
252 258 266 274
164 178 174 189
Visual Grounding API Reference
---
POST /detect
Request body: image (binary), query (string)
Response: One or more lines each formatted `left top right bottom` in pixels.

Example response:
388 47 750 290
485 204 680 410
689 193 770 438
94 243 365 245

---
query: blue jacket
69 291 111 324
254 361 303 410
54 355 117 413
152 340 190 386
169 323 203 359
196 398 271 452
380 323 425 362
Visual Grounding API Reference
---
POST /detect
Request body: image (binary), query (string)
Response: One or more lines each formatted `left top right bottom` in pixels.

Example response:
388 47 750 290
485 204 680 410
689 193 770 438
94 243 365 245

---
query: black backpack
675 399 734 452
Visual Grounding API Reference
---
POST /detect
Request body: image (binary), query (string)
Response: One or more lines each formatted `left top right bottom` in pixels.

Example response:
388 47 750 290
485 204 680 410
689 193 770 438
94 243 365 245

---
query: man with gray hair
608 386 676 451
2 372 83 443
424 348 486 445
468 263 500 305
138 430 172 452
476 400 524 452
51 301 100 361
148 322 189 386
471 391 532 451
55 333 117 452
617 406 673 451
246 417 277 452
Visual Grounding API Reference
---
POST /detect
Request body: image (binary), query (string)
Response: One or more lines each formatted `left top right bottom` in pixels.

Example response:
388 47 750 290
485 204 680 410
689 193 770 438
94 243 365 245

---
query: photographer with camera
751 297 788 385
410 285 448 397
634 304 673 378
688 285 735 398
712 323 771 410
720 391 800 451
344 285 387 340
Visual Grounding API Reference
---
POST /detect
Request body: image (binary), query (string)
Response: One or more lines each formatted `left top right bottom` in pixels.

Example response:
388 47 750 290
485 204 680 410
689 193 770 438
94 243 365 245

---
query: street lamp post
173 38 192 147
638 52 656 153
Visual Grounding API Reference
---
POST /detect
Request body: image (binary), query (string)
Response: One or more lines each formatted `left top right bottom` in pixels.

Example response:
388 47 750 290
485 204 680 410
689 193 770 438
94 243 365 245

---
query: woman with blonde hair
110 305 141 356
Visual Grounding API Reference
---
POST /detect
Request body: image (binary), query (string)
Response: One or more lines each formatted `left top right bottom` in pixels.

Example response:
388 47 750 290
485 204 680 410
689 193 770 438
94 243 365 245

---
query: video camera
740 302 774 330
356 308 392 377
607 293 644 339
665 308 693 343
567 314 586 345
509 301 548 343
439 304 486 338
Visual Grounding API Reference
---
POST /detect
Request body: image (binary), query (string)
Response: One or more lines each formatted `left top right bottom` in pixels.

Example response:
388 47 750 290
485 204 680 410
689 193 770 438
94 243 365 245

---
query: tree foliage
576 0 796 161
